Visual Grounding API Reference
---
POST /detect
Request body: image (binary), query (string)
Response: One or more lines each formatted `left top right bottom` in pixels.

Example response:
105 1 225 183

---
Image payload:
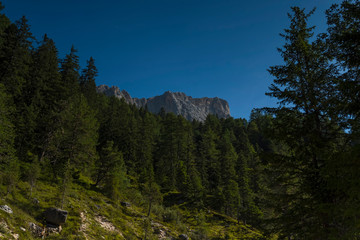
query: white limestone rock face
97 85 231 122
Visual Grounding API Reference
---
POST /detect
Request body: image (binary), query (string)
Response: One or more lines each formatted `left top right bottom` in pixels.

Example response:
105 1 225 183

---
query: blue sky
2 0 341 119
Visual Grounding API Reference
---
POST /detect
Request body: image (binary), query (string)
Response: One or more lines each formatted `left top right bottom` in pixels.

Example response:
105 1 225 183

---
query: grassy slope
0 175 266 240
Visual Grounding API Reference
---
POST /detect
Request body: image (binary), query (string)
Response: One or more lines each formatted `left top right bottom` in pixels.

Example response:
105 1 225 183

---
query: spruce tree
0 2 10 49
31 35 63 161
60 45 80 99
0 83 18 195
48 94 98 179
0 16 34 159
137 112 157 184
266 7 343 239
80 57 98 107
325 1 360 237
99 141 127 201
218 130 240 217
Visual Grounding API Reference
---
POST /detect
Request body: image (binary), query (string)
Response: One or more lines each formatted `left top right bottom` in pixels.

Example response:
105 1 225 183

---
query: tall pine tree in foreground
266 7 345 239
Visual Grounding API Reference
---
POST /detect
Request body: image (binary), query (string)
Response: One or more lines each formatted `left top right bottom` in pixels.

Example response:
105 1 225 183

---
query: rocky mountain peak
97 85 231 122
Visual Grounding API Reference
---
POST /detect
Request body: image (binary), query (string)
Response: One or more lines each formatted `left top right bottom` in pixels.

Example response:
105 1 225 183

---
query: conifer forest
0 1 359 239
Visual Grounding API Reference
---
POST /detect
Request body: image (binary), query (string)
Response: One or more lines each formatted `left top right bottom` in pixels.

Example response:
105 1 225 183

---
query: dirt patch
94 215 117 232
152 221 171 239
80 212 89 240
0 220 19 239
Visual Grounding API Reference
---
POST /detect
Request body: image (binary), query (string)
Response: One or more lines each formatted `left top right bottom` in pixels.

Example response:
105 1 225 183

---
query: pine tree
24 151 40 196
177 119 203 205
80 57 98 107
232 119 262 224
0 2 10 49
48 94 98 179
155 113 179 190
137 112 157 184
95 141 126 188
60 45 80 99
218 130 240 217
196 122 220 194
324 1 360 237
0 16 34 159
0 83 18 195
266 7 343 239
31 35 63 161
99 141 127 201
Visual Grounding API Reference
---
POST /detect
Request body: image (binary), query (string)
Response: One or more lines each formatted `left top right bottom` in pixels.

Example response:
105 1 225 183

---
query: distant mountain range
97 85 231 122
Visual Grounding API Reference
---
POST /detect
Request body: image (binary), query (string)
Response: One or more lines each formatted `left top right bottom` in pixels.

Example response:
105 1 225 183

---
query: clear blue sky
2 0 341 119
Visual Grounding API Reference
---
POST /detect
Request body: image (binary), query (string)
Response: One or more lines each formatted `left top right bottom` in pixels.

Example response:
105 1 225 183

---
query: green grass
0 178 267 239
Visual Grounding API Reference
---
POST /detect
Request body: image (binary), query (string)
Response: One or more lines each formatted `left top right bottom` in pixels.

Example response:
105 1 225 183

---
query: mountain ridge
97 84 231 121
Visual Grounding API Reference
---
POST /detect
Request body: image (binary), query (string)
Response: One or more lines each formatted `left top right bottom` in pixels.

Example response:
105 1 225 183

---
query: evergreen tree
24 151 40 196
31 35 63 161
0 2 10 49
324 1 360 237
80 57 98 107
48 94 98 178
155 113 179 190
266 7 344 239
137 112 157 184
232 120 262 224
197 120 220 194
60 45 80 99
177 119 203 205
218 130 240 217
0 83 18 195
99 141 127 201
0 16 34 159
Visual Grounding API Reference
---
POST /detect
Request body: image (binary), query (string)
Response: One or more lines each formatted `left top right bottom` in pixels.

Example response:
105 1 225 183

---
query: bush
162 207 180 223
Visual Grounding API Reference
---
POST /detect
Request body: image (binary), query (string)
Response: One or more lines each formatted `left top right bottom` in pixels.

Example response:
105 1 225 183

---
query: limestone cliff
97 85 231 122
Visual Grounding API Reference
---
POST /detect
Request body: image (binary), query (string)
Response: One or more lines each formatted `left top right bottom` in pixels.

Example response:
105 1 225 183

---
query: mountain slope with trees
0 1 359 239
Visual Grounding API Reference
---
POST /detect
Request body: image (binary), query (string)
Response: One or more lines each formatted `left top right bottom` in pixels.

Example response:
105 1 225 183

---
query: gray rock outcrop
29 222 43 237
97 85 231 122
0 205 13 214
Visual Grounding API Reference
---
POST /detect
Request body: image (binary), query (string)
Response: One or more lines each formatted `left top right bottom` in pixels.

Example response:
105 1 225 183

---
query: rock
20 227 26 231
178 234 189 240
46 224 61 235
29 222 44 238
33 198 40 205
120 201 131 207
0 205 13 214
43 207 68 226
97 85 231 122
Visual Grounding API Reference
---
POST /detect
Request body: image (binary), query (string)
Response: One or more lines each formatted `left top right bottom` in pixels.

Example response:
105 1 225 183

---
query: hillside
0 176 265 239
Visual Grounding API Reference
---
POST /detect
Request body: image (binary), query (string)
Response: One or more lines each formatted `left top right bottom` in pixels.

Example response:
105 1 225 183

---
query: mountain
97 85 231 121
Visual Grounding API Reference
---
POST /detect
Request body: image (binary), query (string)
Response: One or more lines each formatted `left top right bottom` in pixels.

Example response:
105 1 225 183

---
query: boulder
43 208 68 226
0 205 13 214
178 234 189 240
